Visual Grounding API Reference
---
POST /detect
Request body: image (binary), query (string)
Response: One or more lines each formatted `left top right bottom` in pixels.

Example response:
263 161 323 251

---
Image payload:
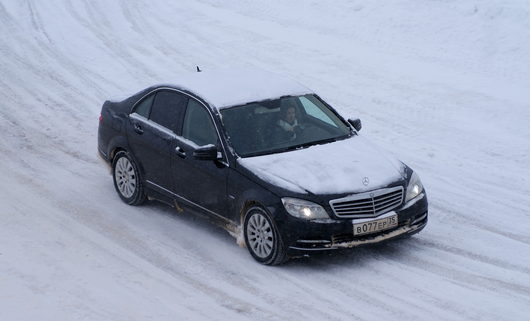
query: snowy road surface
1 1 529 320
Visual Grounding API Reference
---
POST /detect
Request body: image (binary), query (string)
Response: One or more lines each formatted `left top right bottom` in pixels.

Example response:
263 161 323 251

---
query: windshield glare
220 94 351 157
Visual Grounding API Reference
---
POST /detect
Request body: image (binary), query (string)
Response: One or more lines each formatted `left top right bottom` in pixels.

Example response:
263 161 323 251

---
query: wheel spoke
258 215 265 229
117 158 126 172
249 217 257 231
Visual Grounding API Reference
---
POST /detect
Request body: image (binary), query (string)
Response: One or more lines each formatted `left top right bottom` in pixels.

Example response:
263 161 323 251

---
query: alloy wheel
115 156 136 198
246 212 274 258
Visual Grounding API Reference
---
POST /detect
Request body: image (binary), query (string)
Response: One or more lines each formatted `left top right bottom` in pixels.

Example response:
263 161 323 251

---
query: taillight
99 114 103 123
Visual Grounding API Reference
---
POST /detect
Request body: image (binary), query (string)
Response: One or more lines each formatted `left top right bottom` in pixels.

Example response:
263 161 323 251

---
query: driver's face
285 108 296 124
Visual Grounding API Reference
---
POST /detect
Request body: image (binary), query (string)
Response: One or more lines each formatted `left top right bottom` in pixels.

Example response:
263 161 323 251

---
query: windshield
220 94 352 157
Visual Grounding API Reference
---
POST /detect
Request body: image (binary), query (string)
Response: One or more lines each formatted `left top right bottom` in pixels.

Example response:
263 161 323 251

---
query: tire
244 206 287 265
112 151 146 205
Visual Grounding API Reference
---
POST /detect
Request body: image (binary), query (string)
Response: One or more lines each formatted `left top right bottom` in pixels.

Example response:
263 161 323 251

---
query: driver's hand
294 125 303 135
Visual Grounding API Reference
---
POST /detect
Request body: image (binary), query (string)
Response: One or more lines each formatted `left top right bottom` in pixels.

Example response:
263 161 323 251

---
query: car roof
162 69 314 109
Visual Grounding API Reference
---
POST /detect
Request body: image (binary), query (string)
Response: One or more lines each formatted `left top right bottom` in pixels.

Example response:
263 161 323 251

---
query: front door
171 98 229 219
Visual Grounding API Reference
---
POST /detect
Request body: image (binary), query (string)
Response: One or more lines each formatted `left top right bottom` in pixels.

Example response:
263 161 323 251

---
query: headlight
281 198 329 220
405 172 424 202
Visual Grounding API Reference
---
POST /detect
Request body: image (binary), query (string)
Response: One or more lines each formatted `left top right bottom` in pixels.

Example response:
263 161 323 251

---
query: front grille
329 186 404 218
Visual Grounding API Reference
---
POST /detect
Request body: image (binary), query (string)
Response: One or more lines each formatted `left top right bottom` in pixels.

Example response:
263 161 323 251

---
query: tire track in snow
1 166 286 320
0 2 110 166
414 239 530 275
27 0 118 98
26 0 52 43
111 203 363 321
283 248 482 321
432 202 530 246
391 245 530 300
63 0 156 80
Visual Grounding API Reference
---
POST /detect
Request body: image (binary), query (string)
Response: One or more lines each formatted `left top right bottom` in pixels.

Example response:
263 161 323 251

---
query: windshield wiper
241 135 350 158
286 136 343 151
242 150 282 158
241 144 311 158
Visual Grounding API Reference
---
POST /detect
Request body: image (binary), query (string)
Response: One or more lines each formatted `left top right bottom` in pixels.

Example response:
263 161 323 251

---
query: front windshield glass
220 94 351 157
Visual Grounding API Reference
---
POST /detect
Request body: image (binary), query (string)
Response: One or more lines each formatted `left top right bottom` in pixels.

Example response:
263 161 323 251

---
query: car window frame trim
129 87 230 167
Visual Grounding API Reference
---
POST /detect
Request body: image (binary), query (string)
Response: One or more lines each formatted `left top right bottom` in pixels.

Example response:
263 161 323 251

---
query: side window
299 96 336 127
133 94 155 118
149 91 188 132
182 99 218 146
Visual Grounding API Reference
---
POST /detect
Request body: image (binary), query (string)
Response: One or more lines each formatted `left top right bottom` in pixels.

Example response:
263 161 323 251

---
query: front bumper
276 193 428 256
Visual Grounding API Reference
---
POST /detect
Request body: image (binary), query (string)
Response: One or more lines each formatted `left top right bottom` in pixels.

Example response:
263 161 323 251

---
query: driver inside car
277 105 303 140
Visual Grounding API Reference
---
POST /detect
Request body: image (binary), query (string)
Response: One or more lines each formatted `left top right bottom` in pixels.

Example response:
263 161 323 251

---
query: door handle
133 123 144 134
175 146 186 158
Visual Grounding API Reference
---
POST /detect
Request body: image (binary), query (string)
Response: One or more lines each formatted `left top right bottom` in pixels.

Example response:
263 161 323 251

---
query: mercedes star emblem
362 177 370 186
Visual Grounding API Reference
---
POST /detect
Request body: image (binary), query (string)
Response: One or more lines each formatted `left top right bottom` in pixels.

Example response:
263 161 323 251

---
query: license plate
353 214 398 236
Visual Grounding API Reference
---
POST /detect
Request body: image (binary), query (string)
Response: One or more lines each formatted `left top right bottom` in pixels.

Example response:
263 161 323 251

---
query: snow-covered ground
1 0 529 320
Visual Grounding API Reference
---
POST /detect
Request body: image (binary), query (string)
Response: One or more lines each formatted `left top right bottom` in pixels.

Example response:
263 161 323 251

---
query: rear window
133 94 154 118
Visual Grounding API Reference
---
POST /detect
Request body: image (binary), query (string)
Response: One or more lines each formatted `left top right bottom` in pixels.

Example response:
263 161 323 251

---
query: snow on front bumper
287 211 428 252
328 213 427 249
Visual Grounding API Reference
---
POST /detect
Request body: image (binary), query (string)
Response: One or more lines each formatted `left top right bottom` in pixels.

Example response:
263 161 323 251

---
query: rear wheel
244 206 287 265
112 151 146 205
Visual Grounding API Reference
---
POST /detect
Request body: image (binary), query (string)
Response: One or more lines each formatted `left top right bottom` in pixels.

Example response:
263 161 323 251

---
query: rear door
127 90 188 191
171 98 229 218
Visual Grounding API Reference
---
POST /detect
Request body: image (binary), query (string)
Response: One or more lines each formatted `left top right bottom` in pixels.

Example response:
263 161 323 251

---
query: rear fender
107 138 146 180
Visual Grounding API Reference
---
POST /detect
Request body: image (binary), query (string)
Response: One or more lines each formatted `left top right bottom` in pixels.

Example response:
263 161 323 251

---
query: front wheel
112 151 146 205
244 206 287 265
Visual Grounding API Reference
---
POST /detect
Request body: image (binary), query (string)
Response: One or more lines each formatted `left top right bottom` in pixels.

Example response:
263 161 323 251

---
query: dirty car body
97 70 428 265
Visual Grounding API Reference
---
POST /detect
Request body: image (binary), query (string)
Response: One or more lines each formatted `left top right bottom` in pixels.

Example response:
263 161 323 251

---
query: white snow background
1 1 529 320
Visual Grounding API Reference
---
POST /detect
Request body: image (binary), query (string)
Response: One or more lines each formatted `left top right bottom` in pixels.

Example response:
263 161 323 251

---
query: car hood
237 136 405 195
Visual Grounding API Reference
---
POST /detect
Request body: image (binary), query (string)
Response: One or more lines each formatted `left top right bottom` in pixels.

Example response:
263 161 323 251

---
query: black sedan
98 70 428 265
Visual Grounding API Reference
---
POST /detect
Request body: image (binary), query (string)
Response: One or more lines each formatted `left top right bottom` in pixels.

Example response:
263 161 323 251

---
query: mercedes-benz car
97 69 428 265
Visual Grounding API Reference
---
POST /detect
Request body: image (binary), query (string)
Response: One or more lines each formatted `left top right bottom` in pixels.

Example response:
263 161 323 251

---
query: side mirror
348 118 362 132
193 144 221 161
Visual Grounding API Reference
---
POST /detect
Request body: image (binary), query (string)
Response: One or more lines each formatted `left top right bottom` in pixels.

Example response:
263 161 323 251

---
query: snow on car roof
167 68 313 109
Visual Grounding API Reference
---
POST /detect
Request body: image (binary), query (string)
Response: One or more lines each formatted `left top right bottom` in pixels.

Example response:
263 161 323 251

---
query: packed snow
1 1 530 321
